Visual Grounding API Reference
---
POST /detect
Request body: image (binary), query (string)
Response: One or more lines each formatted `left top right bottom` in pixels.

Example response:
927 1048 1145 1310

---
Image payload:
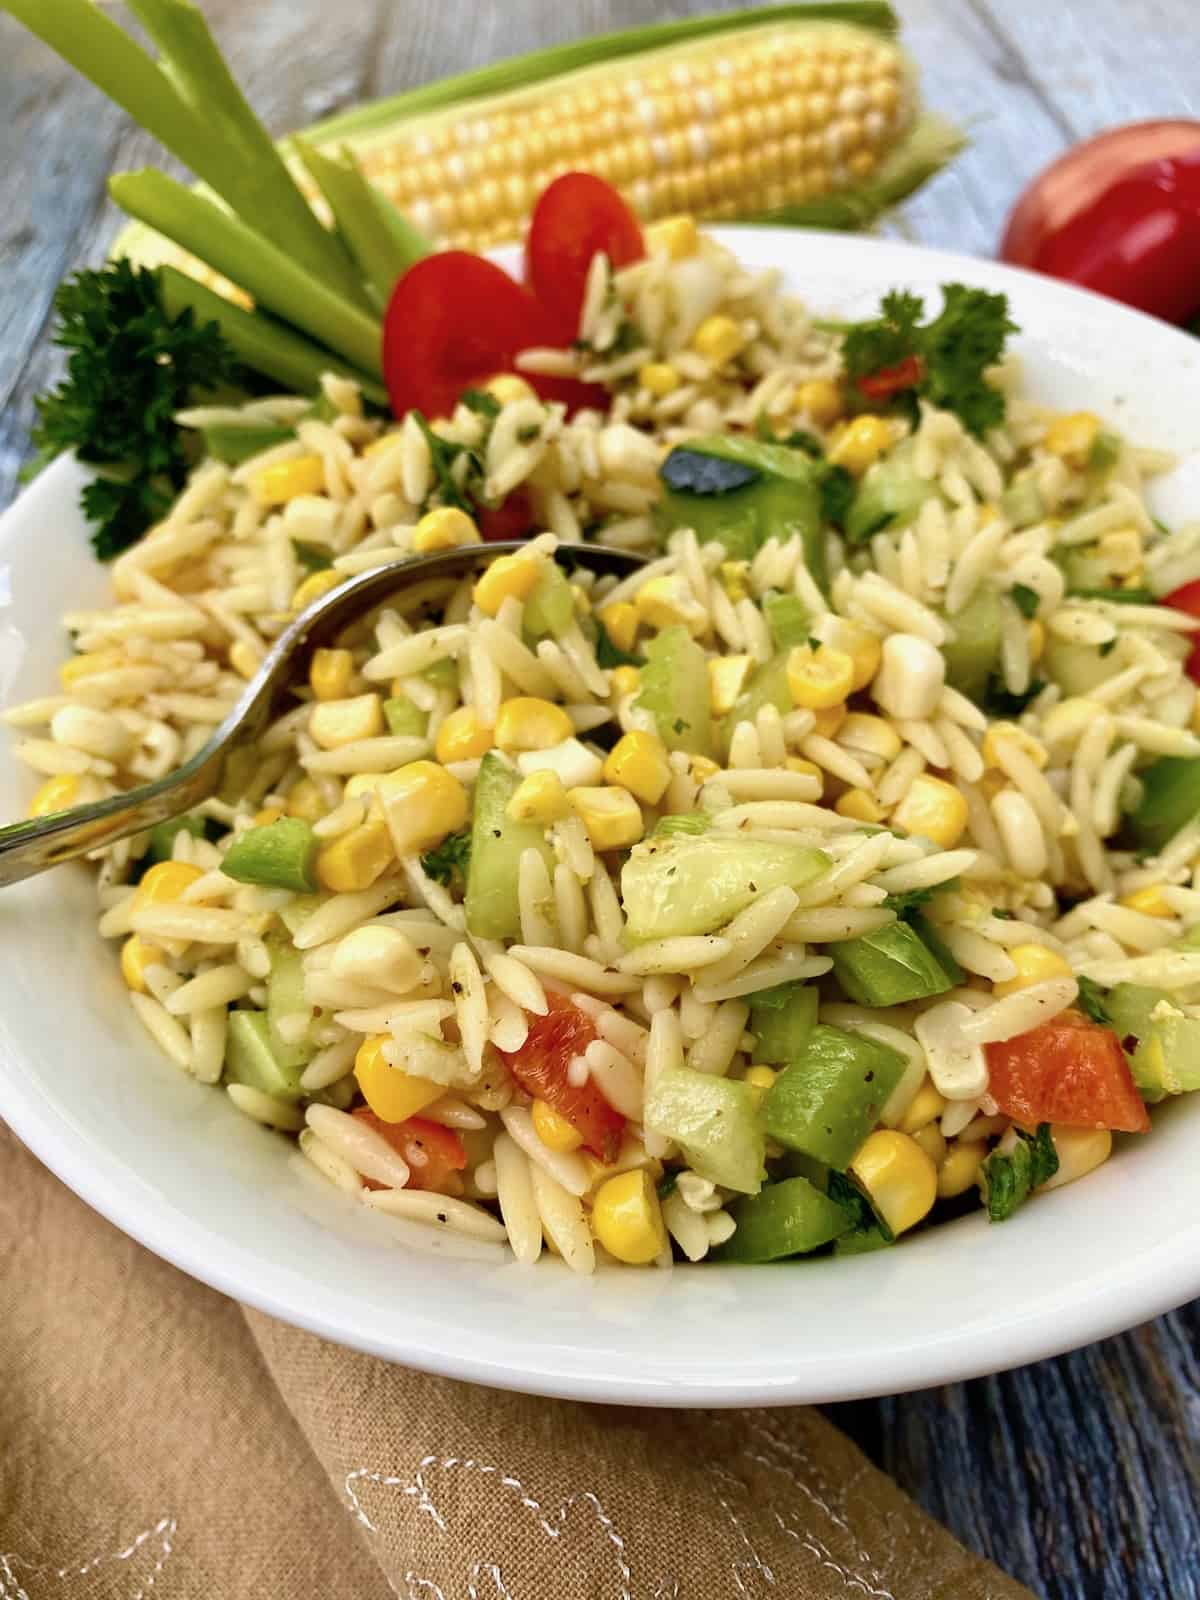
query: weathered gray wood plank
3 6 1200 1598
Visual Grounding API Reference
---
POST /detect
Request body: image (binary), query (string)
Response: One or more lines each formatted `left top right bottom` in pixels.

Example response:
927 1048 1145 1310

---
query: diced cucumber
941 585 1004 702
830 918 961 1007
422 657 459 691
621 834 829 941
1106 982 1200 1101
747 982 819 1066
278 893 327 936
642 1065 764 1194
464 751 555 941
200 420 295 465
265 939 317 1070
383 695 428 738
523 564 575 639
292 539 334 572
1127 756 1200 852
845 441 935 544
1088 430 1122 473
221 816 319 893
1058 544 1113 593
224 1010 306 1102
761 1024 908 1169
657 434 824 580
147 813 207 864
1000 473 1044 527
1042 636 1122 697
761 592 811 651
717 1177 851 1261
635 625 716 758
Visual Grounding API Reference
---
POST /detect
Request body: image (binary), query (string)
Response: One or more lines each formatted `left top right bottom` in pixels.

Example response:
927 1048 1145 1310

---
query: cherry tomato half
477 488 534 542
354 1108 468 1194
985 1010 1150 1134
497 991 626 1163
856 353 926 402
1163 580 1200 682
524 171 645 345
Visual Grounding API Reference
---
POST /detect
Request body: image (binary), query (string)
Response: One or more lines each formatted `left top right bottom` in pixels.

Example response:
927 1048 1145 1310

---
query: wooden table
2 4 1198 1595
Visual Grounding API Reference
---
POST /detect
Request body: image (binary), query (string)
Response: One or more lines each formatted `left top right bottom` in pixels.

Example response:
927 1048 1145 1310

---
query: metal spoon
0 541 645 887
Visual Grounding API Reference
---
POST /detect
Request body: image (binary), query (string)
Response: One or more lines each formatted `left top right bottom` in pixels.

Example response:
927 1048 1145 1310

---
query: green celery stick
158 267 388 406
112 172 383 378
294 138 429 311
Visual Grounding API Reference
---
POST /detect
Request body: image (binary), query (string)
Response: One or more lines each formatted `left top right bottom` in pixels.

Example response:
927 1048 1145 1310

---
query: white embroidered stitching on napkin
0 1517 176 1600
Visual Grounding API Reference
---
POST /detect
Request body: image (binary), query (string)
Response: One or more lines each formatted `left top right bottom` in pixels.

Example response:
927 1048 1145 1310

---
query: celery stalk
293 139 428 312
112 171 383 378
158 267 388 406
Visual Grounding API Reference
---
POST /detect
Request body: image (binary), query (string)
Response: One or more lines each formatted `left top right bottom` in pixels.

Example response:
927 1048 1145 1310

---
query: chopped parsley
982 674 1045 717
817 462 855 527
459 388 501 419
842 284 1018 436
1010 583 1040 620
981 1125 1059 1222
884 880 958 920
420 827 472 888
1076 975 1112 1026
594 621 641 670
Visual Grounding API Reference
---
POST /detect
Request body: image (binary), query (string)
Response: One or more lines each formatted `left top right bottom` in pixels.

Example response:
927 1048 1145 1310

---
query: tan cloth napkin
0 1121 1033 1599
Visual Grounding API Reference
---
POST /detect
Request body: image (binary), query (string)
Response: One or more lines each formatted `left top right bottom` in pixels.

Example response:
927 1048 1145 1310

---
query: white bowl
3 229 1200 1407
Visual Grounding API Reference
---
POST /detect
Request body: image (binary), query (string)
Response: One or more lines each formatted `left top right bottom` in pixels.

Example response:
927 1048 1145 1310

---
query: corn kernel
604 730 672 805
784 757 824 795
718 561 750 603
252 455 325 506
899 1078 947 1134
795 378 843 427
937 1140 987 1199
291 569 342 611
638 362 681 397
992 943 1074 996
839 712 902 763
508 769 570 825
362 432 398 459
309 693 384 750
827 414 893 476
707 654 754 716
812 616 882 691
743 1064 778 1110
646 214 699 259
309 647 355 703
978 502 999 526
891 774 968 849
836 788 885 824
591 1169 667 1264
1044 411 1100 468
787 643 855 710
120 934 165 993
435 705 494 764
610 665 642 698
532 1097 584 1152
569 583 592 618
412 506 481 553
354 1034 443 1123
912 1122 947 1166
495 697 574 753
473 553 541 616
483 372 535 405
59 650 124 689
692 315 746 368
286 777 328 824
849 1129 938 1236
26 773 81 819
1039 1125 1112 1191
598 601 639 654
1119 885 1173 918
375 761 469 856
229 640 262 680
568 785 644 850
635 574 708 636
253 806 284 828
315 819 394 893
811 703 847 739
134 860 203 909
982 721 1048 770
689 754 722 784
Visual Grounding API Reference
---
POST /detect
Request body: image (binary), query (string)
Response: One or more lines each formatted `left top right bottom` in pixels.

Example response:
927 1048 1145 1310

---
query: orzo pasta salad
10 199 1200 1272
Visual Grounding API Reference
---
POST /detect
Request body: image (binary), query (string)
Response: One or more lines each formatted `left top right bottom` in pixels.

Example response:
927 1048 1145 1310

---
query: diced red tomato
477 488 534 542
1162 581 1200 681
985 1009 1151 1133
383 250 549 422
353 1108 468 1194
857 353 925 401
524 172 645 345
497 991 626 1162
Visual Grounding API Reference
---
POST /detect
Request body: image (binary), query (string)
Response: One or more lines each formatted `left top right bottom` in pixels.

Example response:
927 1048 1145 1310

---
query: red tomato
477 488 534 542
1162 581 1200 682
985 1010 1150 1134
1001 122 1200 326
857 353 925 402
524 172 645 344
497 991 625 1162
353 1109 468 1194
382 251 548 421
